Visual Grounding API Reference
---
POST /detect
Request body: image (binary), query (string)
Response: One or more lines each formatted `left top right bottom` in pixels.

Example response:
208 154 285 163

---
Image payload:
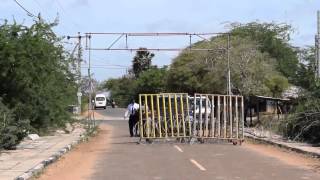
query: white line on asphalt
190 159 206 171
174 145 183 152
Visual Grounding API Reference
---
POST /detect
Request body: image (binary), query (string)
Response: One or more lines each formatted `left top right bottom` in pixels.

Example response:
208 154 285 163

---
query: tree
295 47 317 90
265 74 289 97
103 75 137 107
167 35 283 96
280 96 320 144
0 19 77 148
135 67 168 94
230 22 299 82
131 48 155 78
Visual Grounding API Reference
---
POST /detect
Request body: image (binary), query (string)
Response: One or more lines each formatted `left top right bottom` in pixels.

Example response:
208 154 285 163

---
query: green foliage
131 48 155 78
104 67 168 107
231 22 299 82
167 51 219 94
104 76 137 107
104 48 165 106
277 46 320 144
167 35 283 96
135 67 168 94
0 19 77 149
280 96 320 144
295 47 316 90
0 100 15 149
265 74 289 97
0 99 30 149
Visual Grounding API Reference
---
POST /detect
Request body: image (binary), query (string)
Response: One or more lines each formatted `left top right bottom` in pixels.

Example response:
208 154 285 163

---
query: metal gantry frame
83 32 232 94
84 32 228 52
67 31 232 129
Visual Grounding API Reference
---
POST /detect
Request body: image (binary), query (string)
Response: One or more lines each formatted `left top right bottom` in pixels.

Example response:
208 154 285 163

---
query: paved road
93 108 320 180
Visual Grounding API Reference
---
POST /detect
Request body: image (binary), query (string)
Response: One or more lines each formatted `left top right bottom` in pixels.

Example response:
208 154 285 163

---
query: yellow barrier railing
192 93 245 140
139 93 190 139
138 93 244 142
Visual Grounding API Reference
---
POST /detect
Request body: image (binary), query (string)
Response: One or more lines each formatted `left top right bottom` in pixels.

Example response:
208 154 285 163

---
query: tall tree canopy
135 67 168 94
167 35 284 96
131 48 155 78
230 22 299 82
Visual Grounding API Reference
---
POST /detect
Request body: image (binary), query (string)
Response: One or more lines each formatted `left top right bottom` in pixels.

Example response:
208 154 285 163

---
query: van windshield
96 97 105 101
189 98 212 109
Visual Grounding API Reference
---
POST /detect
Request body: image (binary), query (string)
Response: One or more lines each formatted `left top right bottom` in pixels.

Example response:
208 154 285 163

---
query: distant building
245 95 292 126
282 85 302 99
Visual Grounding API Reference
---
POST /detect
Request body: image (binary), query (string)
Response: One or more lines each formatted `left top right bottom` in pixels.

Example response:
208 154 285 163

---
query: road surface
39 108 320 180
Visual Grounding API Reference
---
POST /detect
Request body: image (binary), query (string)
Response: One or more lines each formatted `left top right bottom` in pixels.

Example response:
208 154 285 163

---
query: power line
32 0 42 9
82 57 130 67
13 0 37 18
31 0 76 32
31 0 52 21
53 0 82 29
81 66 127 69
81 63 129 68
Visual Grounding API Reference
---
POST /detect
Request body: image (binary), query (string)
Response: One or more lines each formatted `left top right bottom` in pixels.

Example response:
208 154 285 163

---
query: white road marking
173 145 183 152
301 177 310 180
190 159 206 171
213 153 224 156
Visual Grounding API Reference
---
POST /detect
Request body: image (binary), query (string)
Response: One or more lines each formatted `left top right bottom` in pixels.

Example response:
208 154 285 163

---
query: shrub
280 97 320 144
0 19 77 149
0 100 30 149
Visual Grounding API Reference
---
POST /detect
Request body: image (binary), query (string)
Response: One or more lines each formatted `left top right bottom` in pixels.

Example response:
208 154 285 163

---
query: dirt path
37 124 112 180
243 141 320 173
81 110 106 120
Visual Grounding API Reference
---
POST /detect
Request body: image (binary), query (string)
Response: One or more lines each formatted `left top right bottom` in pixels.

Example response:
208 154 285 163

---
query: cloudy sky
1 0 320 81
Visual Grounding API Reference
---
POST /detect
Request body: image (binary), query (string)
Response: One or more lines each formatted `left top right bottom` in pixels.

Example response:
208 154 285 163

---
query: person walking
111 99 116 108
124 99 139 137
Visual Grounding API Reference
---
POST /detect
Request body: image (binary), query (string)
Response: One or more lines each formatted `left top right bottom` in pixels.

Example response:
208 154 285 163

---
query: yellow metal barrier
138 93 244 143
139 93 190 139
192 93 245 142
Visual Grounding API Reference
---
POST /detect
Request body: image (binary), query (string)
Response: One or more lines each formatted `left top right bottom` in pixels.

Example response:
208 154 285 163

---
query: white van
189 96 212 115
94 94 107 109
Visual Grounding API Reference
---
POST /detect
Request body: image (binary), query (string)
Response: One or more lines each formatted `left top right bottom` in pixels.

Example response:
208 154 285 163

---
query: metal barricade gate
138 93 244 144
139 93 191 139
192 94 245 144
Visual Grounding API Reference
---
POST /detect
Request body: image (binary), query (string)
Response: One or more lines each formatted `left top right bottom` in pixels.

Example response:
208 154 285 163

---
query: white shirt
124 103 139 118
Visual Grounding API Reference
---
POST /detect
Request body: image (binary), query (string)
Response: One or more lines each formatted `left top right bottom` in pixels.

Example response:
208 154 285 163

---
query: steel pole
317 11 320 78
227 34 231 95
87 35 94 127
77 32 82 115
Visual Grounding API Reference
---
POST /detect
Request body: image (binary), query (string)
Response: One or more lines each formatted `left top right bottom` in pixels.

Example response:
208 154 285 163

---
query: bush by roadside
0 99 30 149
280 96 320 144
0 19 77 149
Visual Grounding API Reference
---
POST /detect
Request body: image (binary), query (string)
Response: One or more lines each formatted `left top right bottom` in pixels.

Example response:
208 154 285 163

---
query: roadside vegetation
103 48 167 107
0 19 77 149
104 22 320 144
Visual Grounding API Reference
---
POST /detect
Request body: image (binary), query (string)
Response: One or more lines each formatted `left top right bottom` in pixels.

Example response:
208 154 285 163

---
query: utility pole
87 34 94 127
68 33 95 127
227 34 232 95
77 32 82 115
67 32 83 115
316 10 320 78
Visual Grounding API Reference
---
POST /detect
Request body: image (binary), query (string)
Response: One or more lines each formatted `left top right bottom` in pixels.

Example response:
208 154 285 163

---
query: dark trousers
128 114 138 137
